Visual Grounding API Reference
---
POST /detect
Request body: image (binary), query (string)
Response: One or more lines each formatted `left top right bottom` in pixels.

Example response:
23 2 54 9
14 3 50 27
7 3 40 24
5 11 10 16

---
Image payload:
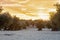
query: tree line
0 3 60 31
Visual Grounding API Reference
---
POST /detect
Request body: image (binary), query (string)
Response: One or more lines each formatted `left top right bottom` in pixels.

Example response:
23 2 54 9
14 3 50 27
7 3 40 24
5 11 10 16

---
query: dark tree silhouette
35 20 44 31
9 16 21 30
46 21 52 29
51 3 60 31
0 12 13 30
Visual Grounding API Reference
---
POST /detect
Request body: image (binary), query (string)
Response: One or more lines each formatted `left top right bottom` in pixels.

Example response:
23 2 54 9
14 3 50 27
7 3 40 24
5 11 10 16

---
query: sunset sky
0 0 59 20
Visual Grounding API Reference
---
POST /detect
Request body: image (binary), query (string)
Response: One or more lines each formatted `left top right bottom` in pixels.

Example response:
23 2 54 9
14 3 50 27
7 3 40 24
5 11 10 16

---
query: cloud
1 0 57 20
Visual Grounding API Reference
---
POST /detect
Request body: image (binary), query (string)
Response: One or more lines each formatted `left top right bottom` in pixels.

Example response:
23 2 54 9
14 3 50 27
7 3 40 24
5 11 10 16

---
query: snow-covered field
0 28 60 40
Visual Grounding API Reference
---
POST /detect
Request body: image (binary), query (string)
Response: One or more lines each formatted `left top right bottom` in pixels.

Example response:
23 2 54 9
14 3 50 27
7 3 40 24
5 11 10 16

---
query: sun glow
48 8 56 12
57 0 60 4
0 0 58 21
38 12 50 20
10 13 39 20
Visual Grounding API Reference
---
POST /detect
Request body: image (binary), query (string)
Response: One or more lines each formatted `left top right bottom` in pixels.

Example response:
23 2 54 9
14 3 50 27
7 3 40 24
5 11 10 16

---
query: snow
0 28 60 40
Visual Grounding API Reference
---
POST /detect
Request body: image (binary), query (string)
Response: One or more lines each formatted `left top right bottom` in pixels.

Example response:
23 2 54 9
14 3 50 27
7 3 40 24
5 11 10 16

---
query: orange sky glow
0 0 59 20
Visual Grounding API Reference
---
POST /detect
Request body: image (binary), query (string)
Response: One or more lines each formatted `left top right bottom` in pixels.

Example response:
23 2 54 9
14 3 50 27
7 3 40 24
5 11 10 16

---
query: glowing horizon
0 0 59 20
